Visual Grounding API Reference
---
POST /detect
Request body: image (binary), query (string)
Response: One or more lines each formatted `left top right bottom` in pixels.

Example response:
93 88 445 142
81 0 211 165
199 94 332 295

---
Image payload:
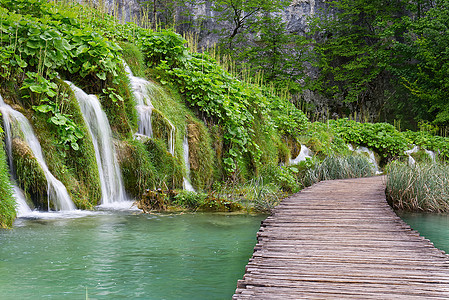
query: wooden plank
233 176 449 299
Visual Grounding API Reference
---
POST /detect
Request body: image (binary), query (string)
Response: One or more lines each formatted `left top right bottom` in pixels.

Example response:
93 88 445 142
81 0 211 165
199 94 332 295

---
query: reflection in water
0 212 264 299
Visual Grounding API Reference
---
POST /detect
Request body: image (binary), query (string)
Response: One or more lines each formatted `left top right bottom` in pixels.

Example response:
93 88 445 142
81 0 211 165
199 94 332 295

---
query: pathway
234 176 449 299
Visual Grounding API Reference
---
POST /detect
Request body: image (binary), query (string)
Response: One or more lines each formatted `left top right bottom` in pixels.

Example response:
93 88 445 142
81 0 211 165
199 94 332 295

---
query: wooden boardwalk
234 176 449 299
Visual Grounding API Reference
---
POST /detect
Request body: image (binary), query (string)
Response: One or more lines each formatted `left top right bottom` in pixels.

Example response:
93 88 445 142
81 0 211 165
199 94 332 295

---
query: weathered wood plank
233 176 449 299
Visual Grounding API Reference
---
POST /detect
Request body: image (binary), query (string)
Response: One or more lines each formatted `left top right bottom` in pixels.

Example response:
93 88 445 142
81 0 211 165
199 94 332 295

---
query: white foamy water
13 185 32 216
125 64 155 138
290 145 313 165
355 146 382 174
405 145 419 167
182 135 195 192
66 81 127 205
0 95 75 211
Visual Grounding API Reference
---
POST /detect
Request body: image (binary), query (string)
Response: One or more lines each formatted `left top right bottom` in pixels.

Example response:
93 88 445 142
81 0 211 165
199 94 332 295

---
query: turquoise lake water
0 211 265 299
398 212 449 253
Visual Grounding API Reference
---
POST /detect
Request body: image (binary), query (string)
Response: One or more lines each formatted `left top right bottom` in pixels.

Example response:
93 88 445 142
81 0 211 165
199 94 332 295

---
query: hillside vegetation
1 0 449 227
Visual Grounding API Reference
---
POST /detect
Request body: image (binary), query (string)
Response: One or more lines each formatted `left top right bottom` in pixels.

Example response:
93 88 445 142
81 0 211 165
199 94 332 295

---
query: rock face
101 0 328 43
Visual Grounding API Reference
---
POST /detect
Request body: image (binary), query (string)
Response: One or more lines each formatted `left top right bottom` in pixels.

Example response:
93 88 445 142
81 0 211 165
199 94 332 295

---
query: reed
304 154 375 186
385 161 449 212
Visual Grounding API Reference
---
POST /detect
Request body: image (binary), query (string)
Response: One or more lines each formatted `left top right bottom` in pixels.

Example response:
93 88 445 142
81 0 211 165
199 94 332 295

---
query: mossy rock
0 137 16 228
116 138 157 199
186 116 215 191
144 138 183 190
12 138 48 209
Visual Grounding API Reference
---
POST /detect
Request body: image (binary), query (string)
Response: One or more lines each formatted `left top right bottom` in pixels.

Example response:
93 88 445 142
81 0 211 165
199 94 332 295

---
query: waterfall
0 96 75 211
66 82 127 205
354 146 382 174
124 63 176 155
405 146 419 167
125 64 154 138
425 149 436 162
290 145 313 165
182 135 195 192
13 185 32 216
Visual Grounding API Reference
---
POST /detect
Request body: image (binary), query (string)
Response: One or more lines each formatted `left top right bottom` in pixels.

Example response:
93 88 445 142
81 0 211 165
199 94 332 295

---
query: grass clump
304 154 376 186
386 161 449 212
0 136 16 228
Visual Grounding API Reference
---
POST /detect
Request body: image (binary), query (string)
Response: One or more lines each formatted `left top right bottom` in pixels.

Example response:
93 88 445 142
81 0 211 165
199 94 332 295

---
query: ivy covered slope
0 0 309 221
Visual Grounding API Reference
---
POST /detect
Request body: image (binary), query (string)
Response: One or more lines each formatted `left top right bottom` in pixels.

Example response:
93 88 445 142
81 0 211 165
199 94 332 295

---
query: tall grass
304 154 375 186
386 161 449 212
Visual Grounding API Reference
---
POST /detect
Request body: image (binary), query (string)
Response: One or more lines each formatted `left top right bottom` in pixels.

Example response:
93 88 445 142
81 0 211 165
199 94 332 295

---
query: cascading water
124 64 154 137
354 146 382 174
0 95 75 211
425 149 436 162
12 185 32 216
182 135 195 192
290 145 313 165
124 63 176 155
405 146 419 167
66 82 127 205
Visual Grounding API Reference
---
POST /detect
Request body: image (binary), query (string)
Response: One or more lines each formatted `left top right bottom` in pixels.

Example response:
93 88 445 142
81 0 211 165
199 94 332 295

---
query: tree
394 0 449 125
242 14 310 91
211 0 285 52
308 0 409 117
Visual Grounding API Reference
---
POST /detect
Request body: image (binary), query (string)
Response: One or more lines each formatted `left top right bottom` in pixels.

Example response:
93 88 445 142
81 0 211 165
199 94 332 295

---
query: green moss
12 138 47 209
151 108 173 149
116 138 157 198
0 136 16 228
277 138 291 165
209 124 225 180
186 116 215 191
147 81 186 165
144 138 183 190
120 42 146 78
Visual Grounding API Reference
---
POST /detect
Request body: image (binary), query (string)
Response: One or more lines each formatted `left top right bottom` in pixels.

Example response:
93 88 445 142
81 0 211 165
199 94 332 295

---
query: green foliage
139 29 188 67
391 0 449 125
172 190 207 210
329 119 408 160
0 136 16 228
386 160 449 212
308 0 404 104
403 130 449 159
301 121 349 157
139 29 305 176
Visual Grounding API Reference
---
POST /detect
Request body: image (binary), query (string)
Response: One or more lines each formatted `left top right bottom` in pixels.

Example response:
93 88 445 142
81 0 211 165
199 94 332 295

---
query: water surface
0 212 264 299
398 212 449 253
